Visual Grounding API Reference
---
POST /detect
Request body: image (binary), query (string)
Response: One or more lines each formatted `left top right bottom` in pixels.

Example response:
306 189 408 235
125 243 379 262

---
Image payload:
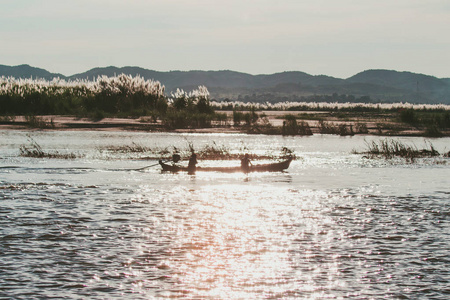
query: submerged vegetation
101 141 293 161
354 138 445 162
17 134 447 164
20 135 294 162
20 135 79 159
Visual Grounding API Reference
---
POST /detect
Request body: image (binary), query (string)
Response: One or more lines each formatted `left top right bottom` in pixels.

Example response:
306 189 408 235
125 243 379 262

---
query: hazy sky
1 0 449 78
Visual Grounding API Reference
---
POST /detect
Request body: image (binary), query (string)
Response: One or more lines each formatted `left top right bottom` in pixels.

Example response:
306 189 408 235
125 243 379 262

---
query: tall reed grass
0 75 164 99
0 75 212 125
212 100 450 112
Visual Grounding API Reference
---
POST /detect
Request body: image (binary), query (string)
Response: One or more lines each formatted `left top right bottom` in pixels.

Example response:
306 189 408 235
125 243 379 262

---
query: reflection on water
1 131 449 299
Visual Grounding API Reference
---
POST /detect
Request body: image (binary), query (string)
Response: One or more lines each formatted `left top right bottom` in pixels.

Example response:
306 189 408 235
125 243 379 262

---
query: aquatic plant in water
96 141 294 161
19 135 79 159
356 138 442 162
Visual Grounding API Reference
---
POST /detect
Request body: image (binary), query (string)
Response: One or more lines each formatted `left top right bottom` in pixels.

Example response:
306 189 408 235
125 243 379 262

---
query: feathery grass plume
168 85 212 113
0 76 95 99
0 74 165 116
211 100 450 112
93 74 164 98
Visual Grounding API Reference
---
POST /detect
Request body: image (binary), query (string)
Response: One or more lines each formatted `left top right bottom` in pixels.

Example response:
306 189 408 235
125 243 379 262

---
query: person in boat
241 153 252 173
187 153 197 174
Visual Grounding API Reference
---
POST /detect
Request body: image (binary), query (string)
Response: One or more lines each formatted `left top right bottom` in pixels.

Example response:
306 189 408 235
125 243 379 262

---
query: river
1 130 449 299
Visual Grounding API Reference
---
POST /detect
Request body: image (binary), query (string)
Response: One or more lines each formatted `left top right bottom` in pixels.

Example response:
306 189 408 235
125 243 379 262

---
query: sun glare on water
3 131 449 299
137 181 344 298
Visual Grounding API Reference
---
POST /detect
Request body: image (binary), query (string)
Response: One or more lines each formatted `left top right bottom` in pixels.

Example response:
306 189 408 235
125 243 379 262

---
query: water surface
1 131 449 299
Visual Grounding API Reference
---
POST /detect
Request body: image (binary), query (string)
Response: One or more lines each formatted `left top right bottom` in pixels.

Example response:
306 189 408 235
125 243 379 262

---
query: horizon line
1 63 449 80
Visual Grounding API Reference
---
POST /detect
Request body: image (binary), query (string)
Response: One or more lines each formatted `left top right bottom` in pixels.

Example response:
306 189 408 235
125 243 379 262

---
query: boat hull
159 158 293 173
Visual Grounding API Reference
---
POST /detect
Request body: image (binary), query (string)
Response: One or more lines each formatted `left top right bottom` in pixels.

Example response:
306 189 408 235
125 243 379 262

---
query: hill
347 70 450 104
1 64 449 104
0 64 66 80
69 67 343 91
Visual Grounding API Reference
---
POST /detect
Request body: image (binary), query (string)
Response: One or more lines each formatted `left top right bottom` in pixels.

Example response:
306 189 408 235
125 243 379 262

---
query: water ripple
1 133 450 299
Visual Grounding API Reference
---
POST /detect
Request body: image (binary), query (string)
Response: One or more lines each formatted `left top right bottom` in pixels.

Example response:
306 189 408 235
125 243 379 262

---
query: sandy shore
1 111 448 136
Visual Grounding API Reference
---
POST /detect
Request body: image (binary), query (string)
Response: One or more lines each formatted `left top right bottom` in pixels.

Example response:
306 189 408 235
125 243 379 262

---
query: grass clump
196 142 231 160
20 135 78 159
169 142 295 161
282 115 312 136
0 115 15 123
191 144 295 161
25 115 55 129
354 123 369 134
98 142 235 160
102 142 150 153
355 138 441 162
318 120 354 136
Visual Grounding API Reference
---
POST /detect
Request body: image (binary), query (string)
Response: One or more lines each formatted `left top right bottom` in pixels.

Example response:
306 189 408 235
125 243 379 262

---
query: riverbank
1 111 449 137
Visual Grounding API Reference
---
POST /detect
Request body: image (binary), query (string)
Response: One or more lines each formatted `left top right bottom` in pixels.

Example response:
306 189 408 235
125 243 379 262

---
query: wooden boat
159 157 293 173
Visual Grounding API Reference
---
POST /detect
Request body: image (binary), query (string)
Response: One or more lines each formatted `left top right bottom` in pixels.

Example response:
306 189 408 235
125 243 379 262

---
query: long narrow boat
159 157 293 173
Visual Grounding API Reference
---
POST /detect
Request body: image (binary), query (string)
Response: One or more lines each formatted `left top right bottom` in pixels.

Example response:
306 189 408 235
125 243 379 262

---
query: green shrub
233 110 244 126
400 109 417 124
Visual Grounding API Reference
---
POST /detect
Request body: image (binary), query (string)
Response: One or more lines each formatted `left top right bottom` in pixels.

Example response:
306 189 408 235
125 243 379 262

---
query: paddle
135 154 181 171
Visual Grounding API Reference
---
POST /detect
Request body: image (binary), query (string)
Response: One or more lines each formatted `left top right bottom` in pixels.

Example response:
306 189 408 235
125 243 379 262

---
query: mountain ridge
1 64 449 104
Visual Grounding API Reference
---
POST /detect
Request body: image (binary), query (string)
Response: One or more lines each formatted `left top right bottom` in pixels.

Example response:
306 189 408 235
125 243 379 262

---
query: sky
1 0 449 79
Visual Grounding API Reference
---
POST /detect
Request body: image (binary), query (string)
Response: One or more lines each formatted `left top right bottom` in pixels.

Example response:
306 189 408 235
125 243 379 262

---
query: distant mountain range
1 64 449 104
